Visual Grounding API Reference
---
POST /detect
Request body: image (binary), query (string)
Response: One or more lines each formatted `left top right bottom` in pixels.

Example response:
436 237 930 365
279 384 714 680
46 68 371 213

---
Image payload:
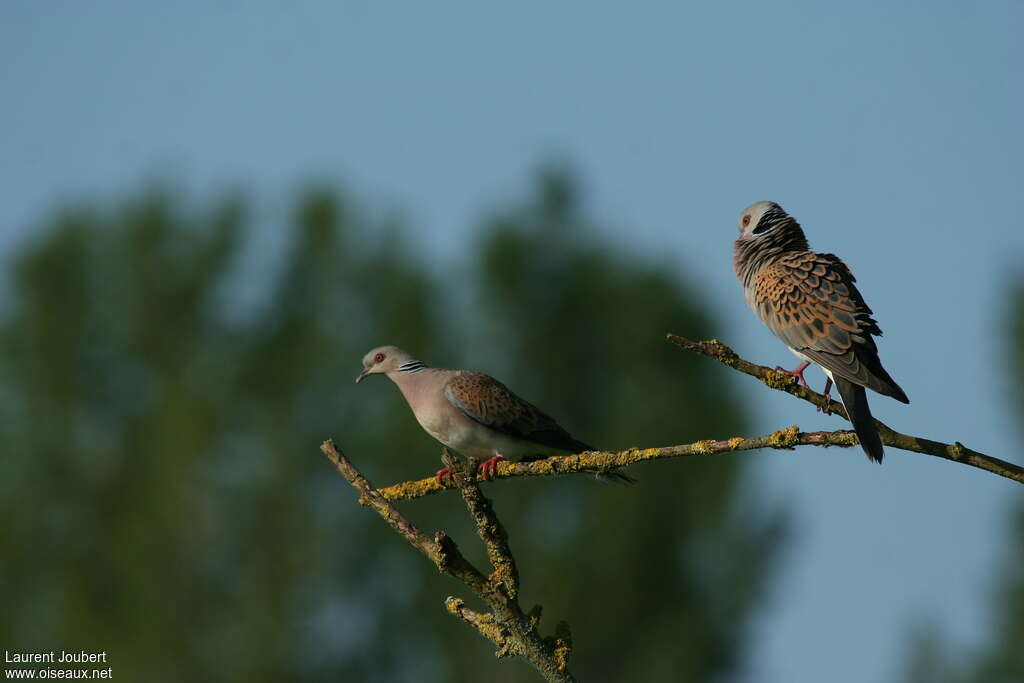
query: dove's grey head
733 201 810 286
356 345 424 383
735 201 809 250
736 201 792 238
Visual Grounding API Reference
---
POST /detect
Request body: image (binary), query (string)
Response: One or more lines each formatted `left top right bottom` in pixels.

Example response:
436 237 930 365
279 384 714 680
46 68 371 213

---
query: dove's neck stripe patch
754 205 797 235
756 207 786 230
398 360 427 374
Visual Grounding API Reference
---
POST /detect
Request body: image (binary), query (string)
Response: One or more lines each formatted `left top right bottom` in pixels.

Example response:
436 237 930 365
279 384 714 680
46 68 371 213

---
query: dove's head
356 345 421 383
735 201 809 252
737 201 788 238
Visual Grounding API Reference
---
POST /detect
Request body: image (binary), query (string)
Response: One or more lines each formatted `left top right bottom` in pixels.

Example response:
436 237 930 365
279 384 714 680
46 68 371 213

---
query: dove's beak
355 368 370 384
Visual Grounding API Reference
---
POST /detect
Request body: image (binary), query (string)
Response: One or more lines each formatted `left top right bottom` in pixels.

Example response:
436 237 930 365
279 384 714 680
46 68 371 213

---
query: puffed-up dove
733 201 909 463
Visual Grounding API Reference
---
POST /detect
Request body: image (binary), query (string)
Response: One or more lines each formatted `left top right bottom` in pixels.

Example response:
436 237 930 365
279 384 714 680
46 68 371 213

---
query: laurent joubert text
4 651 111 679
5 652 106 665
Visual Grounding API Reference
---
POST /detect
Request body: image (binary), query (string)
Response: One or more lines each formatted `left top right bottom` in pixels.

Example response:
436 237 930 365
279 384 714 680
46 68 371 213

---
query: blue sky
3 2 1022 681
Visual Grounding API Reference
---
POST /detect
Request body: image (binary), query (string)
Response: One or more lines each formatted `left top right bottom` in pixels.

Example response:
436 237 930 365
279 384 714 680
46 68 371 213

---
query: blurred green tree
0 170 785 682
902 285 1024 683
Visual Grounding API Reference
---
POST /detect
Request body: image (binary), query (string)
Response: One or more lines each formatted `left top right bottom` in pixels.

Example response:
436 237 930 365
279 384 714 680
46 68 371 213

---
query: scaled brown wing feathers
444 371 594 452
754 252 908 403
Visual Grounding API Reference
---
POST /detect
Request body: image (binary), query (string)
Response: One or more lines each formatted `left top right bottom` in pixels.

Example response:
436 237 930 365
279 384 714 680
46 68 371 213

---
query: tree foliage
0 172 785 682
902 285 1024 683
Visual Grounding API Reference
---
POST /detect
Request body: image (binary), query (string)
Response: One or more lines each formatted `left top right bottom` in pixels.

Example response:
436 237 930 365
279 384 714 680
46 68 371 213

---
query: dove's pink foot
775 360 810 388
818 378 834 415
435 468 453 485
478 455 505 480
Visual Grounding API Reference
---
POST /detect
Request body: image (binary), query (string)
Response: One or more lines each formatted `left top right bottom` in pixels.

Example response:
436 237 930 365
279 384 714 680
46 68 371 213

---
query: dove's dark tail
565 441 636 484
594 469 637 484
834 376 884 464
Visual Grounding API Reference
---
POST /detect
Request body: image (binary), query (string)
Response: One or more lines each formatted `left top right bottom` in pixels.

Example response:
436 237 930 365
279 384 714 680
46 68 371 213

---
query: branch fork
322 440 576 682
321 334 1023 681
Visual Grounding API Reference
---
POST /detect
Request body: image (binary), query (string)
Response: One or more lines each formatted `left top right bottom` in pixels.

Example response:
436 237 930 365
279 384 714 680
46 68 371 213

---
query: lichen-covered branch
375 426 860 501
445 597 520 657
665 334 851 415
442 449 520 599
666 333 1024 485
326 337 1021 679
322 440 489 589
364 336 1022 501
321 440 576 683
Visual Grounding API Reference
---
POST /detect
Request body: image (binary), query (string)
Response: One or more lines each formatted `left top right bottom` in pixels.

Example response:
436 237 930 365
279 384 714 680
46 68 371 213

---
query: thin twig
321 440 488 589
326 336 1021 679
365 336 1022 501
321 440 576 683
443 449 521 599
373 427 856 501
665 333 1024 485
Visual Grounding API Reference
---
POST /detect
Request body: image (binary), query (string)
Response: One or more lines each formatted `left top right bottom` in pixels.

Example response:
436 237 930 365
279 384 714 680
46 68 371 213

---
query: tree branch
361 336 1022 502
665 334 1024 485
321 440 576 682
326 336 1021 680
373 426 860 501
442 449 521 600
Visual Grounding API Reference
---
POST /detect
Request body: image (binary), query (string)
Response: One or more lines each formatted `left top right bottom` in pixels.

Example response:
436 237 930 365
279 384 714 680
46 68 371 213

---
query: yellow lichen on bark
526 458 562 476
831 432 859 447
376 477 444 502
445 597 514 657
550 621 573 672
767 425 800 448
691 440 717 455
762 370 798 390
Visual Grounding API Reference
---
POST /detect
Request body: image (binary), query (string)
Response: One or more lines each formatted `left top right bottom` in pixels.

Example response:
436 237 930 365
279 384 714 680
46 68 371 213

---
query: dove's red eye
374 353 385 363
742 215 751 227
